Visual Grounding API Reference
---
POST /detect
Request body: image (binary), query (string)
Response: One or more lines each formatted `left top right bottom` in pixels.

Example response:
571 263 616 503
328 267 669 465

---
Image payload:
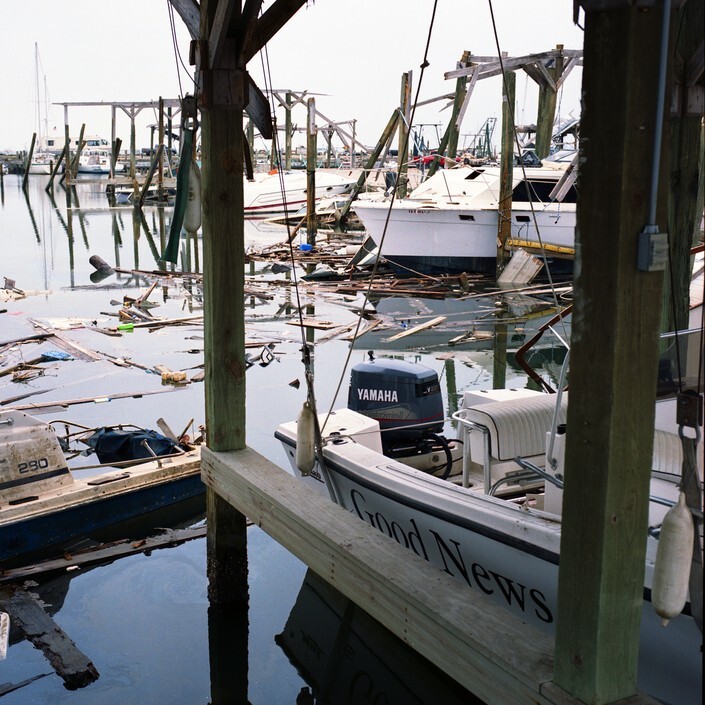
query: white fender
183 159 202 234
652 491 694 626
296 401 316 475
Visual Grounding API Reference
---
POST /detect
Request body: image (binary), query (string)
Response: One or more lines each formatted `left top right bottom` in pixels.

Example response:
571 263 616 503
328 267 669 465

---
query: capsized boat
276 349 703 705
353 157 577 275
0 410 203 565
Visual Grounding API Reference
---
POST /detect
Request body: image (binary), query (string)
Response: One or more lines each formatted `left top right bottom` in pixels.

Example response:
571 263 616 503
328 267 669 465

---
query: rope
322 0 441 427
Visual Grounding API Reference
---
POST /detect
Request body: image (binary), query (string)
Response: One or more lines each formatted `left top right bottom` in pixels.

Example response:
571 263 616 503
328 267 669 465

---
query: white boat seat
651 428 683 477
462 393 568 462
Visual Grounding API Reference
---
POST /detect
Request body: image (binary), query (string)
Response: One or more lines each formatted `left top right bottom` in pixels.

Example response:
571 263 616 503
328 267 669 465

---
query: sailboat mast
34 42 41 146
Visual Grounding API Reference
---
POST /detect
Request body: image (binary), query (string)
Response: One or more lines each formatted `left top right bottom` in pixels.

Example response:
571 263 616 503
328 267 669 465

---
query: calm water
0 173 563 704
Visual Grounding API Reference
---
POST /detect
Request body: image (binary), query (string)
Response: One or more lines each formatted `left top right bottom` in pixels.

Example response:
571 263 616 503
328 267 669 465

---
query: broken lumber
382 316 447 342
0 586 99 690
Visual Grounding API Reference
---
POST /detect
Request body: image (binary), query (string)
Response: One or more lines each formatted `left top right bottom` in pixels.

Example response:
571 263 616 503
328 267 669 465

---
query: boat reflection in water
277 570 483 705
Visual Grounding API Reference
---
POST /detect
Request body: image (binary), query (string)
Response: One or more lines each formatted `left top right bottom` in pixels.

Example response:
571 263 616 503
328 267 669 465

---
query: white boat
77 138 124 175
0 409 203 565
243 169 357 217
353 159 577 275
27 152 60 175
276 337 703 705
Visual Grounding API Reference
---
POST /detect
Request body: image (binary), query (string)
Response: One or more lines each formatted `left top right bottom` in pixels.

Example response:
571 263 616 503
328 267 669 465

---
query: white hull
353 164 576 274
244 170 356 217
27 163 52 175
276 402 702 705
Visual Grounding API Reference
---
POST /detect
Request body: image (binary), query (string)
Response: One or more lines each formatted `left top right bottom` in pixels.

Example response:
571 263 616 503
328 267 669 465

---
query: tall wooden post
428 52 470 180
351 119 356 168
338 109 399 222
130 118 136 180
446 51 470 164
158 97 165 194
22 133 36 189
167 107 174 172
200 0 248 610
396 71 412 198
551 6 670 703
62 109 71 185
110 105 117 179
284 91 292 169
71 124 86 178
306 97 317 245
246 120 255 173
497 65 516 276
534 45 565 160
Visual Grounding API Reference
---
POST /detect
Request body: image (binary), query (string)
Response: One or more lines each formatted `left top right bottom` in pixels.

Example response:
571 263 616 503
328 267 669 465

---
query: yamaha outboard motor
348 352 454 478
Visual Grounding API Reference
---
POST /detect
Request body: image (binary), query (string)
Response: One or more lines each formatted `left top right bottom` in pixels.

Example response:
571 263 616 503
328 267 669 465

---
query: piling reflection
277 570 484 705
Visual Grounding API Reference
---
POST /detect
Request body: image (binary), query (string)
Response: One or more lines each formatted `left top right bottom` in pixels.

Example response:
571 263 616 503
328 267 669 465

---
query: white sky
0 1 585 153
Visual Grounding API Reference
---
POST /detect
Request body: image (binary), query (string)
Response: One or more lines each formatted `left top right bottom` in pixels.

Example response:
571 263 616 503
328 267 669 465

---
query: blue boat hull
0 474 205 564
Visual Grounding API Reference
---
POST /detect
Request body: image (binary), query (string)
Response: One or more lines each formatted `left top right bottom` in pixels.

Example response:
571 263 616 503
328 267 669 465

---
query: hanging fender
296 401 316 475
652 492 695 626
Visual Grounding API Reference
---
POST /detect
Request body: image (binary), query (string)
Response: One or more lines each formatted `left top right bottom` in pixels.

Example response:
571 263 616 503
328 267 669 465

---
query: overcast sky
0 1 585 153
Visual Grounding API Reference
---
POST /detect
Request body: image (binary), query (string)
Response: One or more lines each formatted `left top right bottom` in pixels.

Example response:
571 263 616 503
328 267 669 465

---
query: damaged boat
0 410 203 565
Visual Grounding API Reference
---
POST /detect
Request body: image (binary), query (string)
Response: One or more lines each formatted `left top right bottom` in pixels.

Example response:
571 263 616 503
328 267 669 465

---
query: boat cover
86 428 179 463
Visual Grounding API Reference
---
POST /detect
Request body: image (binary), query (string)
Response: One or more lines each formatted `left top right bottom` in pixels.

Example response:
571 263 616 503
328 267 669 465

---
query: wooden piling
70 124 86 180
553 6 671 702
200 0 248 606
396 71 412 198
534 45 565 159
338 109 400 222
22 133 36 189
497 64 515 276
306 97 317 246
45 146 66 191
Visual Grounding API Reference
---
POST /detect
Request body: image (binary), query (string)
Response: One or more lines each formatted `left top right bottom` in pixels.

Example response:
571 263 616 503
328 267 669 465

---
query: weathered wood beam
169 0 200 39
0 587 99 690
444 50 582 80
208 0 239 70
246 74 273 138
235 0 264 65
240 0 307 64
522 61 556 91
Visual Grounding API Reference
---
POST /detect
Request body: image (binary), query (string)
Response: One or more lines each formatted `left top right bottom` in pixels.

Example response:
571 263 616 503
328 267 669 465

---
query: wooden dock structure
177 0 703 704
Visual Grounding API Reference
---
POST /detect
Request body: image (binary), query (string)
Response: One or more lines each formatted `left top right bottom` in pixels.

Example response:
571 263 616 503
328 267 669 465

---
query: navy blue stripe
0 466 70 492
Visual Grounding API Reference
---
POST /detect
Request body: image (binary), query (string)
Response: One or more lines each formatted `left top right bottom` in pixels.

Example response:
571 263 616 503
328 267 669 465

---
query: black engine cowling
347 353 444 451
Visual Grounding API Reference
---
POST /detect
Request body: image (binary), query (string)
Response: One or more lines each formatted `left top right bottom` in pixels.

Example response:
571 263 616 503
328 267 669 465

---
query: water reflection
277 570 484 705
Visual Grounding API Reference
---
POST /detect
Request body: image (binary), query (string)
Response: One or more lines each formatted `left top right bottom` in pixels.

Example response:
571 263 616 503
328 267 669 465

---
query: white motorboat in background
244 169 357 217
353 158 577 275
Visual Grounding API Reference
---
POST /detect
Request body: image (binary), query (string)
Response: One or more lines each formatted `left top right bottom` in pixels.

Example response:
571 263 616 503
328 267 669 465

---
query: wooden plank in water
285 318 339 330
498 248 544 285
382 315 446 342
0 527 207 584
0 586 98 689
